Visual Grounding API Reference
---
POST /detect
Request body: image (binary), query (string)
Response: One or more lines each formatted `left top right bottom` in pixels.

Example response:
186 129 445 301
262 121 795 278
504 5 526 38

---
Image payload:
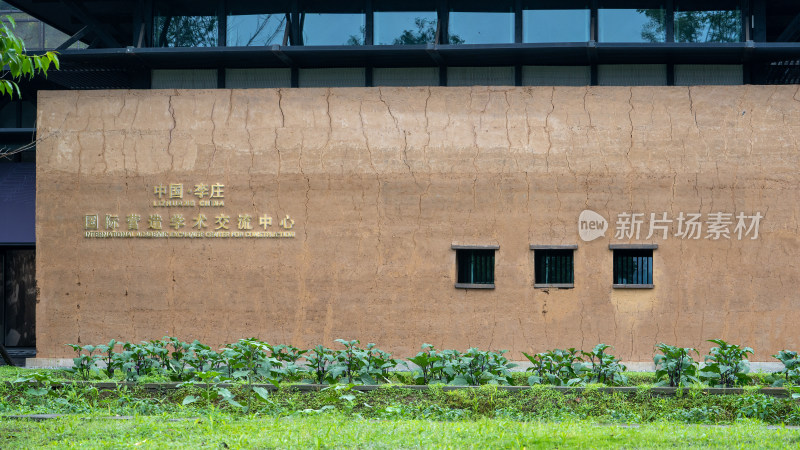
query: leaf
224 397 244 409
252 386 271 402
182 395 198 405
26 388 49 396
217 388 234 399
448 376 470 386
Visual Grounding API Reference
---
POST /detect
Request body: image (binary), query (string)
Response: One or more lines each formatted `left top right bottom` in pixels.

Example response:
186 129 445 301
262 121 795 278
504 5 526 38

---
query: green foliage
770 350 800 386
407 343 442 385
699 339 753 388
523 348 582 386
664 406 722 424
66 344 99 380
305 345 336 384
94 339 117 379
579 344 628 386
734 394 782 421
330 339 397 385
178 370 242 410
0 15 59 99
12 371 57 397
653 343 700 387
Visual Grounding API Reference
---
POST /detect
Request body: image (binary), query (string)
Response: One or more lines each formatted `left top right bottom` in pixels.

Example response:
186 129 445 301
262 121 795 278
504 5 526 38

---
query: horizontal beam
52 42 800 71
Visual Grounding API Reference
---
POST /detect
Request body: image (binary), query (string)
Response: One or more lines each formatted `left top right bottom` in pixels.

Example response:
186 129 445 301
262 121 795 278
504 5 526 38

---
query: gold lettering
169 183 184 199
210 183 225 198
214 213 230 230
84 214 99 230
154 184 167 198
148 214 163 230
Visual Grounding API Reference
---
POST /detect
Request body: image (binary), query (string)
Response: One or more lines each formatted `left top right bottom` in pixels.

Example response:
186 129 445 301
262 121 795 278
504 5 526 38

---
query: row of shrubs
66 338 800 388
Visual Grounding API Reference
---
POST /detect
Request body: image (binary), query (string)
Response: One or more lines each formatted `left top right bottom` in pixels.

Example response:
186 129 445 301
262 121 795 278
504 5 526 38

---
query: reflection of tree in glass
155 16 217 47
230 15 287 46
347 26 366 45
392 18 464 44
640 10 740 43
675 11 739 42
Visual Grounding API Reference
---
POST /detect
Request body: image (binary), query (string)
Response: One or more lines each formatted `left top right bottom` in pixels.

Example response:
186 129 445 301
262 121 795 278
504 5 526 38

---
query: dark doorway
0 247 36 359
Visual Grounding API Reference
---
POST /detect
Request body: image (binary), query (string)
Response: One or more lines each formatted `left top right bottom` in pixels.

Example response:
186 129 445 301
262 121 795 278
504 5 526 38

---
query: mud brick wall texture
35 87 800 360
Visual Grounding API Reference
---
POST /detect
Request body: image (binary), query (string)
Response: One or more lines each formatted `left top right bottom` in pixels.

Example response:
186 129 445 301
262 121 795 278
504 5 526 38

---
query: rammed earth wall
35 86 800 360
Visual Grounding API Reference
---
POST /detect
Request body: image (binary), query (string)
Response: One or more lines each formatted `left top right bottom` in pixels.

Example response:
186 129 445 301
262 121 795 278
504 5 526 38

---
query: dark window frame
531 244 577 289
452 244 497 289
610 244 656 289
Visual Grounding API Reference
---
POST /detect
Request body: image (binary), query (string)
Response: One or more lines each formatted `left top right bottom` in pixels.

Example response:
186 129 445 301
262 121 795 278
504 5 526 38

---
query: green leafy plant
270 344 308 380
447 348 516 386
771 350 800 386
95 339 118 379
178 370 242 409
653 343 700 387
66 344 99 380
407 343 443 385
524 348 582 386
734 394 780 421
578 344 628 386
305 345 337 384
699 339 753 388
361 343 396 384
333 339 365 384
0 15 59 99
114 341 156 381
12 371 57 397
183 340 222 376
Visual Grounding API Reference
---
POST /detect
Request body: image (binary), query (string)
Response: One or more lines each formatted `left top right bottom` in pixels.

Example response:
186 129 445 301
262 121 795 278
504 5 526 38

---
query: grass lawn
2 414 800 449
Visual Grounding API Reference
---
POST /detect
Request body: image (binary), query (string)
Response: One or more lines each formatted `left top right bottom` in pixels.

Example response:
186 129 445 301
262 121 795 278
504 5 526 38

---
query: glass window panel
449 12 513 44
456 249 495 285
523 9 590 43
535 250 574 285
613 250 653 285
599 8 666 43
302 13 365 45
13 21 42 49
0 2 18 11
374 11 437 45
154 4 218 48
20 101 34 128
675 10 741 42
44 24 87 49
227 13 288 46
0 102 17 128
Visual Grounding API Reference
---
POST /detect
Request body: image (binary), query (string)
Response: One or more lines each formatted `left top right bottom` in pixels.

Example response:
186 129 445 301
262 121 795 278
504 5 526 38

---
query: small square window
533 247 575 288
454 247 496 289
613 248 653 288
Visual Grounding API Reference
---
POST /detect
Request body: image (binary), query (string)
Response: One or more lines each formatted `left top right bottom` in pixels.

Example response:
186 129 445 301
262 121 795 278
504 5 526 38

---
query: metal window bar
458 249 494 284
614 250 652 285
535 250 573 284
